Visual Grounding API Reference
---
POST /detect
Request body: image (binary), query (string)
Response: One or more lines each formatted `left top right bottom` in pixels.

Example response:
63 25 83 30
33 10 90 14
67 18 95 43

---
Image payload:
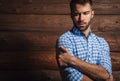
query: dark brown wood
112 62 120 71
0 31 58 51
0 32 119 51
112 71 120 81
0 51 120 70
0 0 120 4
111 52 120 71
0 15 120 32
0 51 58 70
0 3 119 15
1 70 119 81
111 53 120 61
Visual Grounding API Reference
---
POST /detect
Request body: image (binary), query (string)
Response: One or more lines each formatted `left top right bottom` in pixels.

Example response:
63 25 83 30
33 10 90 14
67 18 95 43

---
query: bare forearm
82 75 113 81
82 75 93 81
70 57 109 80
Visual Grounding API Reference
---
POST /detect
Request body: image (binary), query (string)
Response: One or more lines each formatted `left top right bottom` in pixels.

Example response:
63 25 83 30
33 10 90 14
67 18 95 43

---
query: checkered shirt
56 27 112 81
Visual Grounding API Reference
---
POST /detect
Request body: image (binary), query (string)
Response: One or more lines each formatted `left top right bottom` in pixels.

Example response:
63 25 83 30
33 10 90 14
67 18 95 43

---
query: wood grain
0 31 119 51
0 51 120 71
1 70 119 81
0 15 120 32
0 0 120 4
0 3 119 15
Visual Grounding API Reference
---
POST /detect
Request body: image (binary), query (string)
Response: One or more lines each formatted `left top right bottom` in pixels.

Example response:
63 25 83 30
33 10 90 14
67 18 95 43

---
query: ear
91 10 94 18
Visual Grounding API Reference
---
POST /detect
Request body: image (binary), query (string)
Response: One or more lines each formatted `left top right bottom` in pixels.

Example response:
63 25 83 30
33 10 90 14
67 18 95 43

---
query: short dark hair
70 0 93 12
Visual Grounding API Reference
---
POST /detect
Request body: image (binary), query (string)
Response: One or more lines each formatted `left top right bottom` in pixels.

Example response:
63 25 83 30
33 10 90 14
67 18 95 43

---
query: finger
60 46 69 53
58 58 68 67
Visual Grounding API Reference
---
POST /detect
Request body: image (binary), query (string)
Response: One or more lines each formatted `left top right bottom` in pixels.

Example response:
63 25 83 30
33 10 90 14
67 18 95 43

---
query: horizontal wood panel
0 3 120 15
0 32 119 51
0 70 61 81
0 51 58 70
0 0 120 4
0 70 120 81
0 15 120 32
112 71 120 81
0 32 59 51
0 51 120 71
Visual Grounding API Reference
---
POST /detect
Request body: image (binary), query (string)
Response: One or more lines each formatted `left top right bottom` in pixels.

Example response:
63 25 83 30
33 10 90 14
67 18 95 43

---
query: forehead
73 3 92 12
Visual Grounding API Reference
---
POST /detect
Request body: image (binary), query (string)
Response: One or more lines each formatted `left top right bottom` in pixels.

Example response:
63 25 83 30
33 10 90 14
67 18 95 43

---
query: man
56 0 113 81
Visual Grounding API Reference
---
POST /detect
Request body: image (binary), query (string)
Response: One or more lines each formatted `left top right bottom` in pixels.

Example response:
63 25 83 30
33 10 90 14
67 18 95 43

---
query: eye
83 12 90 15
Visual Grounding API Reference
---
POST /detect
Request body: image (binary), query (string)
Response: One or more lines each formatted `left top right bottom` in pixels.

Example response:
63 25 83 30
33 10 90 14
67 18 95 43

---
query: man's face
71 3 94 31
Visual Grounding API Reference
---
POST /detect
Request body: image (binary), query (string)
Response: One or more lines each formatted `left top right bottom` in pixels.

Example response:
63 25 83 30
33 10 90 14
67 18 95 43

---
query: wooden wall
0 0 120 81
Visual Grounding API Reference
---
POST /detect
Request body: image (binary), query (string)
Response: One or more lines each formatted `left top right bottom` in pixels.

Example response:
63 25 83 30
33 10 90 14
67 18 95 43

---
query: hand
58 46 74 67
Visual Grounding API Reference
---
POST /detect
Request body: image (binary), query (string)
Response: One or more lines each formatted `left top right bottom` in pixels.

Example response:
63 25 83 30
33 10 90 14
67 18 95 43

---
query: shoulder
93 34 109 47
58 31 73 42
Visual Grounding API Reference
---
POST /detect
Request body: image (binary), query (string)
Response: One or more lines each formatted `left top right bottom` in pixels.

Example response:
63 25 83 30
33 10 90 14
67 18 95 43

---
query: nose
79 14 84 21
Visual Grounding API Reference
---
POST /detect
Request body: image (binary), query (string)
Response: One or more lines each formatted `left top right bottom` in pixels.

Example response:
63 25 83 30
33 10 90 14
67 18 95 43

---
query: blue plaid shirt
56 27 112 81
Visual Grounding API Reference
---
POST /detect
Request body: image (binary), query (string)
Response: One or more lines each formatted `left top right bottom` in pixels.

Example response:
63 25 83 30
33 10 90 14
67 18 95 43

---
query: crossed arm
57 46 113 81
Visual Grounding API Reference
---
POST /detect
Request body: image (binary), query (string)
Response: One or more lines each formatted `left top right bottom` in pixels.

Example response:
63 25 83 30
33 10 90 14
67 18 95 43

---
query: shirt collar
70 27 83 36
70 27 94 39
71 27 91 35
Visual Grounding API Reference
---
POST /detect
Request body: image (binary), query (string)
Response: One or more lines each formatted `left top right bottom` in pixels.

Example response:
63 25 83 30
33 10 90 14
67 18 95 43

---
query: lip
77 22 86 26
80 24 85 26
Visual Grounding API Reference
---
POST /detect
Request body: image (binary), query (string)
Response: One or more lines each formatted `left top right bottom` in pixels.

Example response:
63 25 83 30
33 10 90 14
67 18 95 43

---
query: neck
82 26 91 38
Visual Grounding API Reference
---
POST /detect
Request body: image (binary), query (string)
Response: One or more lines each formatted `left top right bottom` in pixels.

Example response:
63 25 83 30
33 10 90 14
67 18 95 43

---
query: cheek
86 15 92 22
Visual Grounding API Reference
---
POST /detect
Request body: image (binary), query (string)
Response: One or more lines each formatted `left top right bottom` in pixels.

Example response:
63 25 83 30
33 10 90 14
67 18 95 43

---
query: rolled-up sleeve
56 35 83 81
98 39 112 75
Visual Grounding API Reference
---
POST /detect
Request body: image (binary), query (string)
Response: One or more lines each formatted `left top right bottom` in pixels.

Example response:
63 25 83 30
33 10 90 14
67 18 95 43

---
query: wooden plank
0 0 120 4
0 15 72 32
1 70 119 81
0 70 61 81
0 31 60 51
112 71 120 81
0 51 58 70
111 52 120 62
92 0 120 4
0 15 120 32
0 31 119 51
112 62 120 71
111 52 120 71
0 51 120 71
0 3 120 15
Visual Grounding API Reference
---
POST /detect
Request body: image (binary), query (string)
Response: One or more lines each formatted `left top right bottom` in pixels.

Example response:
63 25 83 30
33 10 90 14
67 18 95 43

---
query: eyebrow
81 11 91 13
84 11 91 12
74 10 91 13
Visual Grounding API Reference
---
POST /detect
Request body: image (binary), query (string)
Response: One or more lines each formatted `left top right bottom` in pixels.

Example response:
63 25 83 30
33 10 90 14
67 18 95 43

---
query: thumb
60 46 69 53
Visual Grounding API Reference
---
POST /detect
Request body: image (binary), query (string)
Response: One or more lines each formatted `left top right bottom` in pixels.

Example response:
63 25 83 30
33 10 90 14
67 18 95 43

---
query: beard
73 17 92 32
